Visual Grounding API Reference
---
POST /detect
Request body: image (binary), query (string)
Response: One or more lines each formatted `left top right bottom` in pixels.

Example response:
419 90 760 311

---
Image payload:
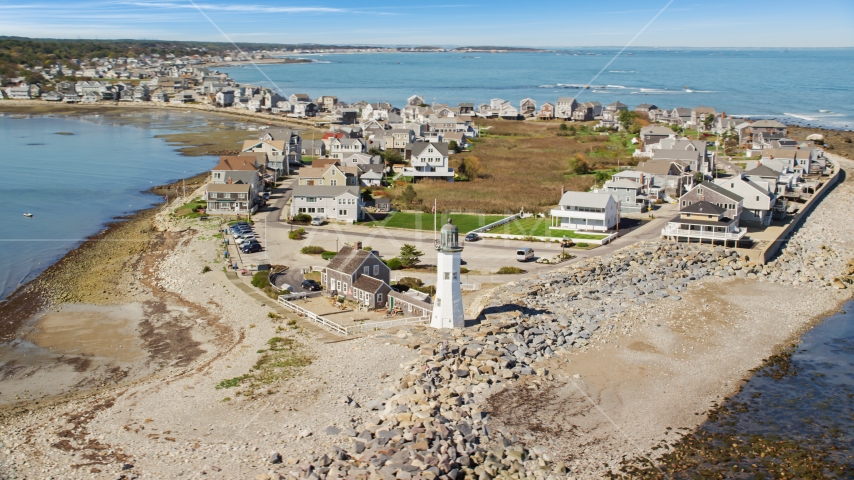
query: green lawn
360 212 505 234
487 217 608 240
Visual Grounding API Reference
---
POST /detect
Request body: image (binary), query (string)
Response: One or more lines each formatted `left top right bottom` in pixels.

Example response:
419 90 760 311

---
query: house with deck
403 142 454 181
679 182 742 221
330 138 366 160
662 201 746 246
210 156 264 206
206 184 252 215
538 102 555 120
555 98 578 119
520 98 537 117
550 191 619 232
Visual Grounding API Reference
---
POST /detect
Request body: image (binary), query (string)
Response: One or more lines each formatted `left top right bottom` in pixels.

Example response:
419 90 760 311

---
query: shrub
386 258 402 270
251 271 270 289
497 266 526 275
567 154 590 175
300 246 326 255
412 285 437 296
201 265 211 273
576 242 589 248
362 246 372 251
321 251 337 260
559 123 568 131
397 277 424 289
292 213 312 224
289 228 306 240
460 267 470 274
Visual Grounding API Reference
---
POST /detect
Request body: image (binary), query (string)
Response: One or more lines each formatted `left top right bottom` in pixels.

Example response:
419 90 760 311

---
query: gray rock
325 426 341 436
269 451 282 464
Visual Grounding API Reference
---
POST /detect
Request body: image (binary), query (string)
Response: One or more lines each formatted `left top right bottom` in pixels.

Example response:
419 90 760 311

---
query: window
363 266 369 275
756 196 759 201
697 188 703 195
318 180 323 185
339 209 347 216
373 265 379 275
436 298 441 307
307 197 316 203
336 280 341 291
330 179 337 186
453 272 458 280
376 293 383 304
444 272 450 280
343 283 348 293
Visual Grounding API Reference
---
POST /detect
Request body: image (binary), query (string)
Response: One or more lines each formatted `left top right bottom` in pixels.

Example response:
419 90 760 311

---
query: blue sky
0 0 852 47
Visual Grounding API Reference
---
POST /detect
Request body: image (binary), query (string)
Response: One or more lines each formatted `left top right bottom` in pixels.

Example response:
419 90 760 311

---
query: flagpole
433 199 437 245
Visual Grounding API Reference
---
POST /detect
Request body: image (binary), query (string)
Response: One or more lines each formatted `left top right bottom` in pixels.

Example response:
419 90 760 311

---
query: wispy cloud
120 1 349 13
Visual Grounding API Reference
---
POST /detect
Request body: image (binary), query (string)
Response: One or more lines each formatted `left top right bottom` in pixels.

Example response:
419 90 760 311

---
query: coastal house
520 98 537 117
242 139 291 173
713 175 776 226
322 245 391 309
383 129 416 152
358 164 384 187
403 142 454 181
301 139 326 157
691 107 716 131
5 85 31 99
330 138 366 160
318 95 338 112
537 102 555 120
290 185 362 223
670 107 692 126
634 103 658 116
296 163 360 187
549 191 619 232
206 184 252 215
652 138 712 174
601 101 628 125
210 156 264 206
43 91 63 102
260 128 302 165
133 85 151 102
661 200 747 246
342 153 383 168
571 102 601 121
215 89 234 107
291 102 318 118
407 95 425 106
555 98 578 119
745 164 787 196
602 176 648 214
679 182 742 221
458 102 475 116
636 160 690 198
640 125 676 147
289 93 310 104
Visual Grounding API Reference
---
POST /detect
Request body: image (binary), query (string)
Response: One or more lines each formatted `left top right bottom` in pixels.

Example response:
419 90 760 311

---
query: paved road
239 201 677 287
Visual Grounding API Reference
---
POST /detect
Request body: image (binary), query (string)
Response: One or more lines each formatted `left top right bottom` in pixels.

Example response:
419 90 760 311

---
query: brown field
788 126 854 160
393 119 630 214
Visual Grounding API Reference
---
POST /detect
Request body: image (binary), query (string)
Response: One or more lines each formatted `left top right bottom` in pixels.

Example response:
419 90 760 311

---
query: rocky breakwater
274 222 854 479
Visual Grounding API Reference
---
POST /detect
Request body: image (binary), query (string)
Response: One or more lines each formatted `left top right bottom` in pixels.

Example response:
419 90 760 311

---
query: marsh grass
391 119 630 214
215 337 312 397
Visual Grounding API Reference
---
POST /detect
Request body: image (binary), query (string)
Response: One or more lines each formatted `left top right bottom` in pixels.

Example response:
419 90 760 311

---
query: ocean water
220 48 854 130
0 114 218 301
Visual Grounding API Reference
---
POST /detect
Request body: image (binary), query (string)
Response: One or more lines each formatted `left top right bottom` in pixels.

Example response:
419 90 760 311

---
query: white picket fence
277 296 430 335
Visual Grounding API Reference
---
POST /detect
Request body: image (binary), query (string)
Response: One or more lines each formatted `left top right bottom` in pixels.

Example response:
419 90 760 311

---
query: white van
516 247 534 262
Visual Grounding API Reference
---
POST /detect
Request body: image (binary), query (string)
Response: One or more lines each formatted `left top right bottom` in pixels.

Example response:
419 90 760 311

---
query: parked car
301 279 321 291
242 243 262 253
516 247 535 262
234 234 258 244
465 233 480 242
231 227 253 236
310 216 325 226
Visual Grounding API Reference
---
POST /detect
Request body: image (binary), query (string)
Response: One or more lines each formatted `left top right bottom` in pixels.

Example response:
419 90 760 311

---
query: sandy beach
0 103 852 478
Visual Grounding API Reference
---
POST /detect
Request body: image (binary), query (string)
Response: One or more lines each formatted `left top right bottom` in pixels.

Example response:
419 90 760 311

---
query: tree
568 154 590 175
457 156 482 180
568 125 577 135
448 140 461 153
397 244 424 268
383 149 405 165
703 113 715 130
617 109 638 131
559 123 568 131
694 171 705 184
400 184 418 204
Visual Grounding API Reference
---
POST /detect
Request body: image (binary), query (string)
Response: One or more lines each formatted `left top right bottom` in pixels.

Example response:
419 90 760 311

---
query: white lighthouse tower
431 218 465 329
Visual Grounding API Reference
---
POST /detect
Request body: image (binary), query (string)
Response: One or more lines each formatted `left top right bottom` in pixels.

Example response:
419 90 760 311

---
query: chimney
355 241 363 250
228 177 233 184
561 185 565 195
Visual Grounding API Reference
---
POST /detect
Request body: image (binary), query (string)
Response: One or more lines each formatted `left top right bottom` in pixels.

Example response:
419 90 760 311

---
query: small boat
23 213 33 217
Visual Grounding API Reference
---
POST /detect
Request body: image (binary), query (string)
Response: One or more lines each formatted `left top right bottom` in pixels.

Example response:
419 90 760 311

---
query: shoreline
208 57 313 67
0 171 209 342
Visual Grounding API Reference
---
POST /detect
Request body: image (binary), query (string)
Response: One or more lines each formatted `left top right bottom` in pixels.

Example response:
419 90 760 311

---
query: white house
555 97 578 119
290 185 363 223
403 142 454 181
330 138 366 160
550 191 620 232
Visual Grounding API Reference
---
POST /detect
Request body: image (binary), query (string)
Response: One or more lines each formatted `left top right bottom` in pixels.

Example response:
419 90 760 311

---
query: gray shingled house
322 246 391 309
